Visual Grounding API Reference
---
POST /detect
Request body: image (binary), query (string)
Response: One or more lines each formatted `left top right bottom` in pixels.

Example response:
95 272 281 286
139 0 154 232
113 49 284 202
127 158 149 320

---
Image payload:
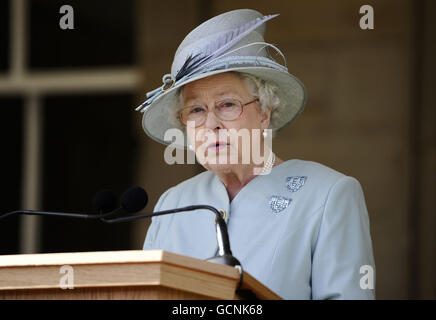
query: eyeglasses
179 98 259 127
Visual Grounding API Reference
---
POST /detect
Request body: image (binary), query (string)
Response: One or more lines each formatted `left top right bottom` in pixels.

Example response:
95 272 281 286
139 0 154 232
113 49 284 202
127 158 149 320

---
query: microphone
119 186 148 213
93 186 148 218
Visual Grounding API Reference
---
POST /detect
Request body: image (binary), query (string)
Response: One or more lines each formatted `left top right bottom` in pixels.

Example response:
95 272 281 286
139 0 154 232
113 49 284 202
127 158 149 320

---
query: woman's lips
207 142 229 150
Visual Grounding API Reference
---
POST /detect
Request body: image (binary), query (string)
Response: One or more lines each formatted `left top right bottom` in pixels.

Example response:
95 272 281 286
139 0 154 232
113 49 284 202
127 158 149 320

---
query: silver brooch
286 176 307 192
269 196 292 213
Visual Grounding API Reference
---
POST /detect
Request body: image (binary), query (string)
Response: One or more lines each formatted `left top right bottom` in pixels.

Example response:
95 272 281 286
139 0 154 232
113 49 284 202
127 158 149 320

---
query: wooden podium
0 250 281 300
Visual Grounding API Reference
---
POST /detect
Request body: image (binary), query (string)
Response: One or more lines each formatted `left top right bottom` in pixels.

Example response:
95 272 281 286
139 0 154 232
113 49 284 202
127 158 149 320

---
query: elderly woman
138 9 375 300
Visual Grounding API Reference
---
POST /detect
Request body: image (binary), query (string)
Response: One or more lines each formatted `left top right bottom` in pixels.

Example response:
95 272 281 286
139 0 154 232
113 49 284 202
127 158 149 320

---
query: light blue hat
136 9 307 149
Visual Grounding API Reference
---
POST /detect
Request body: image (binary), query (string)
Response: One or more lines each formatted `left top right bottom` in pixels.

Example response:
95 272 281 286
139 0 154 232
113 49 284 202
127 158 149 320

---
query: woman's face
181 72 271 170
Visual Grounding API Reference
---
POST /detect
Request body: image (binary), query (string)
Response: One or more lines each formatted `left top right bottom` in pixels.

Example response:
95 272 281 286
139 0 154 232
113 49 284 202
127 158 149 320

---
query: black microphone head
92 189 117 214
120 186 148 213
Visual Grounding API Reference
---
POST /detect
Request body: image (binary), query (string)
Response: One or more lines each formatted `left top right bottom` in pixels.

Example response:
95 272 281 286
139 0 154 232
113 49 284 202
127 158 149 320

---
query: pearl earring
188 144 193 150
263 129 267 138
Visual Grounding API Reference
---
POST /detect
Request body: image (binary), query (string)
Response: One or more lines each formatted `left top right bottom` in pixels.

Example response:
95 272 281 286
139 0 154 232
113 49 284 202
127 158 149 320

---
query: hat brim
141 66 307 149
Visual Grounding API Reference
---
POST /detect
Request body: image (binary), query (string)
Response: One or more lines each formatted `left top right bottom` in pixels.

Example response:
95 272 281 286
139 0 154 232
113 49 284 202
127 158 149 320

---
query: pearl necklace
259 150 276 175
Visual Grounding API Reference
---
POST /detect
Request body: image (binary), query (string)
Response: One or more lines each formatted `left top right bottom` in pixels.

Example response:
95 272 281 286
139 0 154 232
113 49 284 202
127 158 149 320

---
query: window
0 1 139 254
29 0 134 69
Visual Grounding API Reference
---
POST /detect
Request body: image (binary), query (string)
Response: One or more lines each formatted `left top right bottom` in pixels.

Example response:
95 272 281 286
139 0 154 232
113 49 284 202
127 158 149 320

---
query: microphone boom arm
0 208 125 221
0 210 96 220
101 205 232 258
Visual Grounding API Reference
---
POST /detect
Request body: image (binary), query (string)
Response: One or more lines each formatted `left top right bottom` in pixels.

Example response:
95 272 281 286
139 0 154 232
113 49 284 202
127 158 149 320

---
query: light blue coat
143 159 376 299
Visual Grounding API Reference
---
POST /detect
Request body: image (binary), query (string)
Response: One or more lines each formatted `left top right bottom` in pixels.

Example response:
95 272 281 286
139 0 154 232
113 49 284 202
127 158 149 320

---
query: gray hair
170 71 282 138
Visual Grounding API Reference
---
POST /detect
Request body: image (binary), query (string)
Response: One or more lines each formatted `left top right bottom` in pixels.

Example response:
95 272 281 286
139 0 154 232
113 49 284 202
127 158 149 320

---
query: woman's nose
203 108 222 129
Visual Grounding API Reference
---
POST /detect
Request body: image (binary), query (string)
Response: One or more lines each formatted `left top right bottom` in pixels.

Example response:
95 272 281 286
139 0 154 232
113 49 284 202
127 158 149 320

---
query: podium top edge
0 250 239 279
